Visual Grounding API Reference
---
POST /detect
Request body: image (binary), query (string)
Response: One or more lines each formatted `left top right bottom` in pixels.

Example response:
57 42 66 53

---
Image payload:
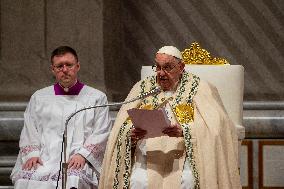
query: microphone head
138 87 161 99
151 87 162 94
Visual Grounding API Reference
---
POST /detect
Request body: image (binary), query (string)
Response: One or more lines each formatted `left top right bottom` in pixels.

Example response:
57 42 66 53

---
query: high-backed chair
141 42 245 165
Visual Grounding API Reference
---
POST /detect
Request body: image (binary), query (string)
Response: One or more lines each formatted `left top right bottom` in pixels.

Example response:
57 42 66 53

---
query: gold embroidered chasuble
99 72 241 189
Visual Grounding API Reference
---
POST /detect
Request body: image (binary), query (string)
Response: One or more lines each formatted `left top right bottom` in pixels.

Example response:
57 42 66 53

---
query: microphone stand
56 87 161 189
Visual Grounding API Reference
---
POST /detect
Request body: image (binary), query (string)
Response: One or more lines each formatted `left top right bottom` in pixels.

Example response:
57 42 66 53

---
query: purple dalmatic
54 81 84 95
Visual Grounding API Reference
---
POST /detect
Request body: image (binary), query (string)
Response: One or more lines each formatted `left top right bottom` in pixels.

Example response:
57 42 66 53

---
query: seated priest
10 46 112 189
99 46 241 189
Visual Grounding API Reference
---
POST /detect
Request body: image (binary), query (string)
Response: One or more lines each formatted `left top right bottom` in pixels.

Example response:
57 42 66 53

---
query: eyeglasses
53 63 76 71
152 63 178 73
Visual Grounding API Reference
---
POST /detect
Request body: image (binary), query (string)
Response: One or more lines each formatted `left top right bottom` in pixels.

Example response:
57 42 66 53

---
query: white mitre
156 46 182 59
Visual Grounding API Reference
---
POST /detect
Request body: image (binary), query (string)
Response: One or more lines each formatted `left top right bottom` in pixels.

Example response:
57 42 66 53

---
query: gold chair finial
182 42 229 65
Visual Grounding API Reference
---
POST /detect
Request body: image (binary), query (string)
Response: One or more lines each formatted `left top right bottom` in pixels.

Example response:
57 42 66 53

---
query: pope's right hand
131 127 147 143
22 157 43 170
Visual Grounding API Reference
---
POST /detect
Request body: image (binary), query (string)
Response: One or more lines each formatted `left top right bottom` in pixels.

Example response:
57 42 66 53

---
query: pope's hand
22 157 43 170
162 123 183 137
68 154 86 170
131 127 147 143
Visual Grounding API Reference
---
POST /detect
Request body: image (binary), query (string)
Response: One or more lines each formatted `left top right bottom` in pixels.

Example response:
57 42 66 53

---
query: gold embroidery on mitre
182 42 229 65
174 104 194 124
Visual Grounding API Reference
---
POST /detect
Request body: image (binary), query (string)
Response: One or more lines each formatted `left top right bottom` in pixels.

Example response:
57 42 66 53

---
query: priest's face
51 53 80 88
155 53 185 91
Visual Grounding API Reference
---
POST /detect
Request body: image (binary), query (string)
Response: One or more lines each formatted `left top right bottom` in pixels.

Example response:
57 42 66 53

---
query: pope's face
155 53 184 91
51 53 80 88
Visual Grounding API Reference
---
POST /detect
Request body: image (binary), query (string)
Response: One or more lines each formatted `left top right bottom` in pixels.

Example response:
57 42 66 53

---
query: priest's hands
130 124 183 143
131 127 147 145
68 154 86 170
22 154 86 171
162 123 183 137
22 157 43 170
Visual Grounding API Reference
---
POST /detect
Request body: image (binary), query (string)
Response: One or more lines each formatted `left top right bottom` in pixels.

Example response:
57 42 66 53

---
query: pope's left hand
162 123 183 137
68 154 86 170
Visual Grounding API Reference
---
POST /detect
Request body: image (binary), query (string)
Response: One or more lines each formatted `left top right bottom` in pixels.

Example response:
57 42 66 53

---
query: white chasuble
99 72 241 189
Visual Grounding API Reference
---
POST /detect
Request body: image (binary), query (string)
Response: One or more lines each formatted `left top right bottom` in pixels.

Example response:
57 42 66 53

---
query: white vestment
11 85 112 189
130 91 195 189
99 72 241 189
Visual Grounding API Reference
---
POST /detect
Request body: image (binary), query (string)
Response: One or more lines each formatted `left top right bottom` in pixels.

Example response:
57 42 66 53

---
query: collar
54 81 84 95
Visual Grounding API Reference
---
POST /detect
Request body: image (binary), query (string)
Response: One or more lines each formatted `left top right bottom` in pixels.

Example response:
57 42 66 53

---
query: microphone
130 87 161 103
66 86 161 120
57 87 161 189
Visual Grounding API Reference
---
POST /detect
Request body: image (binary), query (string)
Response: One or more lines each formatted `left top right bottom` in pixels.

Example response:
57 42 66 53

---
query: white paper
127 108 170 139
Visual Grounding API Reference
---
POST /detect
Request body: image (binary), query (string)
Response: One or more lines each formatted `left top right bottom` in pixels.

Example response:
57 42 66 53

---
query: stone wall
0 0 105 101
1 0 283 102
